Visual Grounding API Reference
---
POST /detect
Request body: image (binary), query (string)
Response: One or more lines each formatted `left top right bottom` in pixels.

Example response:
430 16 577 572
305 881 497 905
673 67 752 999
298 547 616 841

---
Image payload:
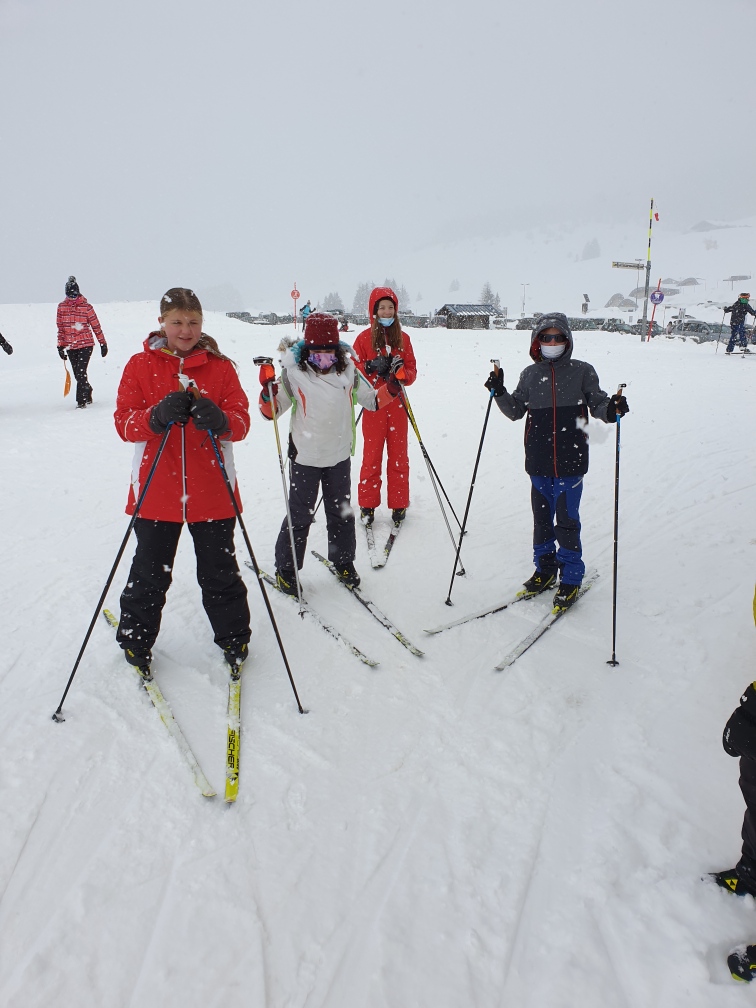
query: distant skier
711 586 756 982
56 276 108 407
299 300 312 328
0 333 13 355
723 293 755 354
485 312 628 611
113 287 252 675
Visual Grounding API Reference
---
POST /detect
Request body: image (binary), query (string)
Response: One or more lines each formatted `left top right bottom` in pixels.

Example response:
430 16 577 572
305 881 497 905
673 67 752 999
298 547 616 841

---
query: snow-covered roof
436 303 496 317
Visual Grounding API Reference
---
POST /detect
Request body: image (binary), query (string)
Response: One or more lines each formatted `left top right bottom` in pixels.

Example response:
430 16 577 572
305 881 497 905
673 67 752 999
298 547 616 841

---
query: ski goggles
538 332 568 343
308 351 338 369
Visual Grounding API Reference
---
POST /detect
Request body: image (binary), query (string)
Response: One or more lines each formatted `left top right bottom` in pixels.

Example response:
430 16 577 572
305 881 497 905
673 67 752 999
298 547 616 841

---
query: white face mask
540 343 566 360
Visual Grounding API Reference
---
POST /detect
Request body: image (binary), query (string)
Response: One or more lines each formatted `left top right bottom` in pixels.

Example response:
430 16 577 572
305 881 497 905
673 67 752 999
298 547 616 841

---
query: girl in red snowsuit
352 287 417 523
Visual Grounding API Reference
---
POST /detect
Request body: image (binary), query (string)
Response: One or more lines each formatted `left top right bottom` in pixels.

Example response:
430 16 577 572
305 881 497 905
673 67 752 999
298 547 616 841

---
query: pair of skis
245 556 424 661
424 572 598 670
364 517 403 569
103 610 241 802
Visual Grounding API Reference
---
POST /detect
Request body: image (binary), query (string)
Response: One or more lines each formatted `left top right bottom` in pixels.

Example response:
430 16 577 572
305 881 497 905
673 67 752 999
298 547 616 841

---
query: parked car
603 319 635 333
515 317 538 330
632 320 662 336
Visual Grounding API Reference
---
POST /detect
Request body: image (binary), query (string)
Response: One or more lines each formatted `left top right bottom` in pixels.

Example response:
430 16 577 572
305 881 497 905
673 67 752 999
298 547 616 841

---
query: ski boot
518 566 558 598
336 562 361 589
391 508 407 524
552 582 580 612
744 347 752 354
222 642 249 678
709 868 756 897
276 569 299 597
728 944 756 982
360 507 375 525
123 646 153 681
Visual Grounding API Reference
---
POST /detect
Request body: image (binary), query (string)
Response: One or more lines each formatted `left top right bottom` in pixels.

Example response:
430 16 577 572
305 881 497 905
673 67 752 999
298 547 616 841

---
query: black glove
723 684 756 759
0 336 12 355
190 396 228 434
484 369 504 396
57 347 68 361
607 394 629 422
101 343 108 358
365 355 391 376
149 390 193 432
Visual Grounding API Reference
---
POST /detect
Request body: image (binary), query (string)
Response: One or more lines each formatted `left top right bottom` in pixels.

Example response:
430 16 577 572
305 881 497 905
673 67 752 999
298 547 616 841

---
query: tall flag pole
640 198 654 342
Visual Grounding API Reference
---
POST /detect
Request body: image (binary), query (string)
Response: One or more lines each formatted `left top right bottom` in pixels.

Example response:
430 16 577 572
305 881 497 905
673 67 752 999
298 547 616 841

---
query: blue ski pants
728 323 748 352
530 475 585 585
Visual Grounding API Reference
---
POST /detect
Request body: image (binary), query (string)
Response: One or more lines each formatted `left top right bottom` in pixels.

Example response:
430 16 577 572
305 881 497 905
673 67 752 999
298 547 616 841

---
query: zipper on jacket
550 366 559 478
179 359 187 521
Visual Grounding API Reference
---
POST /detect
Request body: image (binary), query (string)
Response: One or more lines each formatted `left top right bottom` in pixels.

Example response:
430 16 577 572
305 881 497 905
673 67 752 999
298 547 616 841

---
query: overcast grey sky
1 0 754 308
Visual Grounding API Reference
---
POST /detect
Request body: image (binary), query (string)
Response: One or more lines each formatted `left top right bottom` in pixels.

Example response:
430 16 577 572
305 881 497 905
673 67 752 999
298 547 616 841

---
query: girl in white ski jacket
258 312 397 594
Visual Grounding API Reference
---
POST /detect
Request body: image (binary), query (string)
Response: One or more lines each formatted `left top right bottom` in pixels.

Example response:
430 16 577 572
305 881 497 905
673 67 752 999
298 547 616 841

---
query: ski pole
444 360 499 605
254 356 304 608
606 383 627 668
399 387 463 530
207 429 305 714
398 384 463 562
716 309 726 353
52 423 175 722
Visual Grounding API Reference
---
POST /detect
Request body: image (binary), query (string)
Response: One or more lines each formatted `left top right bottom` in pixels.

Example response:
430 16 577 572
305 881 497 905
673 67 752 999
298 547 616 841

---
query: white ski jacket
268 343 382 468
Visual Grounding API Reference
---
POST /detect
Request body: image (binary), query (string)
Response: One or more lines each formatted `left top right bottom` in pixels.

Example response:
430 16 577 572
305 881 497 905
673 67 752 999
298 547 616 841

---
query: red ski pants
358 396 410 509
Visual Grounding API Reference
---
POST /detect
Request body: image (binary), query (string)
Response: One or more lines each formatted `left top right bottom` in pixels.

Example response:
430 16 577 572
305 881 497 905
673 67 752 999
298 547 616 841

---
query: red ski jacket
114 334 250 522
56 296 106 350
352 327 417 389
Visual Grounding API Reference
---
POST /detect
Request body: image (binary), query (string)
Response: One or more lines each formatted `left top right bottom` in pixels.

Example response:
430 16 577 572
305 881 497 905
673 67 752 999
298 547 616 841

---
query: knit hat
304 312 340 349
65 276 80 298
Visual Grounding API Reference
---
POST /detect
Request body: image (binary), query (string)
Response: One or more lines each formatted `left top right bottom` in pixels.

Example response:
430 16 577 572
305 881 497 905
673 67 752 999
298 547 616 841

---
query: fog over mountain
1 0 753 308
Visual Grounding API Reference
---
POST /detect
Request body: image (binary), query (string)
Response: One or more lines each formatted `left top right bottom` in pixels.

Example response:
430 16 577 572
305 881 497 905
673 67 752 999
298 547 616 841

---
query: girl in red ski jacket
113 287 251 674
56 275 108 408
352 287 417 525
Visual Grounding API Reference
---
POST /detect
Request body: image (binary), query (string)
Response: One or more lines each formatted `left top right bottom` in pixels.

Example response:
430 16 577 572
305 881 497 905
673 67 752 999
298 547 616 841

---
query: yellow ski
225 672 242 803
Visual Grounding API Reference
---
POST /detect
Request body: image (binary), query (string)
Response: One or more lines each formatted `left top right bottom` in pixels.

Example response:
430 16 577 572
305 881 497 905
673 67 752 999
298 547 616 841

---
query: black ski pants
117 517 250 655
737 756 756 878
68 346 93 406
274 458 355 571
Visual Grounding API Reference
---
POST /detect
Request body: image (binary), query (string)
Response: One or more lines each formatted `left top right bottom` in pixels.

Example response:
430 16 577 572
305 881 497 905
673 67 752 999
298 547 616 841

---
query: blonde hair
160 287 236 366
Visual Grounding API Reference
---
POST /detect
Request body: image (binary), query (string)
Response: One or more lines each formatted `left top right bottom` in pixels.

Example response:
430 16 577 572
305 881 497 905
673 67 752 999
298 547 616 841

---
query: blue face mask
378 317 393 327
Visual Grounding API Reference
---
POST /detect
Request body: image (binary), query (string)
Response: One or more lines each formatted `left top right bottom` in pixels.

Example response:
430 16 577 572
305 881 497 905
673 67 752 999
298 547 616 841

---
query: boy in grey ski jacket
485 313 628 607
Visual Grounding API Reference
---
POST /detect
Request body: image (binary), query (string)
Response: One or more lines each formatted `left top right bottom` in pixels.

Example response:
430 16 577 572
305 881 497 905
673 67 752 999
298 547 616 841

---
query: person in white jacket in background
258 312 399 594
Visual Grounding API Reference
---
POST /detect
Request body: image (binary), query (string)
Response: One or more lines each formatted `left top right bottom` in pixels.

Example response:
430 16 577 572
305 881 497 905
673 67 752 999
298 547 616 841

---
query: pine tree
322 291 345 311
352 282 375 315
450 279 460 292
480 282 502 312
383 278 412 313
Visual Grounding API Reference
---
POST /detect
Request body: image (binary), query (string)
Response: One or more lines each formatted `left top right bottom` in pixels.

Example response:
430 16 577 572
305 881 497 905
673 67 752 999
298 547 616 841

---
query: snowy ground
0 302 754 1007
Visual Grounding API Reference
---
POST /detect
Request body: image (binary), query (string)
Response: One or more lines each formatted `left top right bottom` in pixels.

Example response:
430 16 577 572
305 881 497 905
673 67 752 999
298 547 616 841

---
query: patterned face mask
309 351 337 370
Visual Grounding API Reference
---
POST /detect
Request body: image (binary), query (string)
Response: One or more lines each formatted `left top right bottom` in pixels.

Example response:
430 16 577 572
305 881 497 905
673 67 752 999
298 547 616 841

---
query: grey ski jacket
493 315 614 477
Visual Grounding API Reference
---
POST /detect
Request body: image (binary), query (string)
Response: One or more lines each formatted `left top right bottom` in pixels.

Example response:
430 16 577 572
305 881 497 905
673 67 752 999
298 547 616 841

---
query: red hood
368 286 398 318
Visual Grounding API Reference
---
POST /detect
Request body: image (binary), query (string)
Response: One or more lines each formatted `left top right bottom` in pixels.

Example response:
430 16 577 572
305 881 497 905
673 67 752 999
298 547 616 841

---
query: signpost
640 198 655 341
291 284 300 329
646 278 662 341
